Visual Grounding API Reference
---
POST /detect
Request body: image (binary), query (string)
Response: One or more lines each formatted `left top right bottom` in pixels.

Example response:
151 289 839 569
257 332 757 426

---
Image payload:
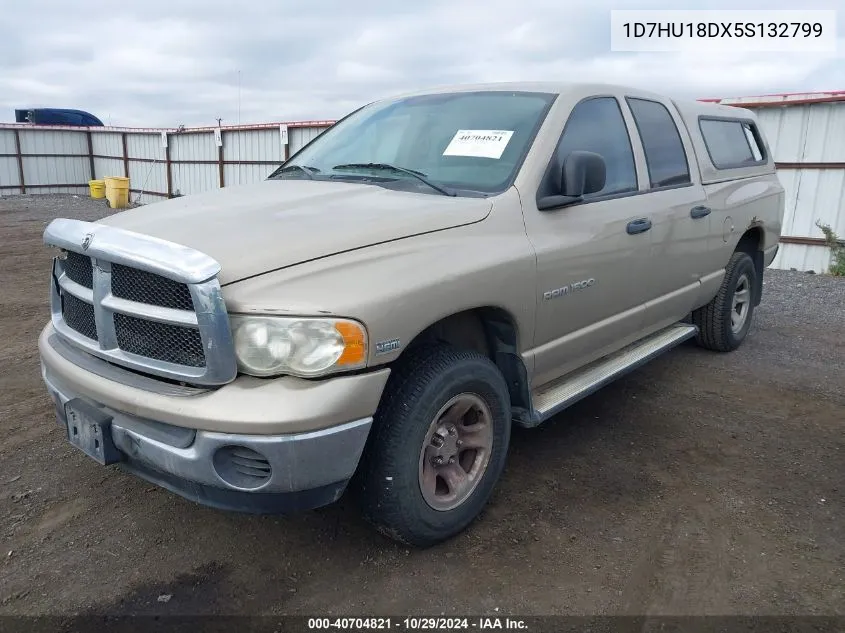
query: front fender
221 193 537 369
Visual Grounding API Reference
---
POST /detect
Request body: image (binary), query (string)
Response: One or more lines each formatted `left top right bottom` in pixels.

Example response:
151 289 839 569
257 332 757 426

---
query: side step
529 323 698 424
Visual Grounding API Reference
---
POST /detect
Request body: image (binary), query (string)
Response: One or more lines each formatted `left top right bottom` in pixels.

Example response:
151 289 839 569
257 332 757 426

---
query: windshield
268 91 557 196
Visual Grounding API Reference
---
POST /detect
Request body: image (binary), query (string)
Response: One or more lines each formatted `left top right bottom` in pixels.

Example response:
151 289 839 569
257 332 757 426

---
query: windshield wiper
268 164 320 180
331 163 456 197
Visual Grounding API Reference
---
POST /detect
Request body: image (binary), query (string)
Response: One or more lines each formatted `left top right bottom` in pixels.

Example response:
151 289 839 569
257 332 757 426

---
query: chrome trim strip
44 218 220 284
46 218 237 386
57 273 94 303
92 258 118 349
101 295 199 327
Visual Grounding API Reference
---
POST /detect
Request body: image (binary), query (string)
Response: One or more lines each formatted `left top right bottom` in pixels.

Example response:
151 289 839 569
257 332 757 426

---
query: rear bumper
39 324 384 513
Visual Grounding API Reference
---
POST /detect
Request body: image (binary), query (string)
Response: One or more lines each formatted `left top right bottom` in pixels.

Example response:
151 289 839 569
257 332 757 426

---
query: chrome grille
61 292 98 340
111 264 195 311
64 251 93 288
44 218 237 386
114 313 205 367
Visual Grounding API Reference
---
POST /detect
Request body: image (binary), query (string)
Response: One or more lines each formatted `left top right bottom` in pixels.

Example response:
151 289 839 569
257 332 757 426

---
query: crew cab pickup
38 82 785 547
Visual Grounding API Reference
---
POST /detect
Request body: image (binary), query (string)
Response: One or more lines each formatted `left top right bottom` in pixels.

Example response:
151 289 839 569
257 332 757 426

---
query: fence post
86 131 95 181
217 129 225 188
13 129 25 194
121 133 129 177
164 133 173 198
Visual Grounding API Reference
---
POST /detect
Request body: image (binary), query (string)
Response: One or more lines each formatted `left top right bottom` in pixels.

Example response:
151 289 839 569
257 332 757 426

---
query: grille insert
111 264 195 311
64 252 93 288
114 313 205 367
61 292 97 340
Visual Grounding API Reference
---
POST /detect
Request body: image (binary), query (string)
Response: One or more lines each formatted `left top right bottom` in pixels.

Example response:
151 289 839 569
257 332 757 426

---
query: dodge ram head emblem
81 233 93 250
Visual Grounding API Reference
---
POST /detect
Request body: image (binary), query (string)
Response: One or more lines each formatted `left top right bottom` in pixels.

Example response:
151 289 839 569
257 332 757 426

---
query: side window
554 97 637 197
743 123 764 161
699 118 764 168
626 98 691 188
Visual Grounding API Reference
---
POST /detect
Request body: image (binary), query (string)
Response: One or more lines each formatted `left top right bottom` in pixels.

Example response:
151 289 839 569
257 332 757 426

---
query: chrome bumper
42 365 373 513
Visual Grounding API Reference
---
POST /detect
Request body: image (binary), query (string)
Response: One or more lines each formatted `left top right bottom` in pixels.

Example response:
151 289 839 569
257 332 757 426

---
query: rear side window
699 118 765 168
626 97 691 188
554 97 638 197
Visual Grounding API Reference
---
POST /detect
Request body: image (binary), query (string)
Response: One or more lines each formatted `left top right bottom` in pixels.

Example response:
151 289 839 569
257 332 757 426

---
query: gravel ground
0 194 843 618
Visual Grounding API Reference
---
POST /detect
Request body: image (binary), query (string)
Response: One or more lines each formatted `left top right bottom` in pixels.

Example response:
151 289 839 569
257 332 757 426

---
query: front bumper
39 324 389 513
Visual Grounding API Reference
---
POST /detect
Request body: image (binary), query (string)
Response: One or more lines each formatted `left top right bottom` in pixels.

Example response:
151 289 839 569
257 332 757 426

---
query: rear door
623 96 711 329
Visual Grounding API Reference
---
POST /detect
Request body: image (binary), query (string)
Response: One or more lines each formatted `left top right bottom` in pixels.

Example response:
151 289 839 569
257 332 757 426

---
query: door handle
690 205 711 219
626 218 652 235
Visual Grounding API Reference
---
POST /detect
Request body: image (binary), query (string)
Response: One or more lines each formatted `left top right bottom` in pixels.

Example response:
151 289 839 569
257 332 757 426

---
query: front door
521 95 654 388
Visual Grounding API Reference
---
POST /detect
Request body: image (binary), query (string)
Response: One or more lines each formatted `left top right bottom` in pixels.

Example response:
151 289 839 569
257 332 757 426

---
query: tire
692 250 757 352
355 344 512 547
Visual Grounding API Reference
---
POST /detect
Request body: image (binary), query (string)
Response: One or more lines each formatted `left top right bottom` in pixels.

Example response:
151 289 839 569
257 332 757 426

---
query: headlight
229 315 367 378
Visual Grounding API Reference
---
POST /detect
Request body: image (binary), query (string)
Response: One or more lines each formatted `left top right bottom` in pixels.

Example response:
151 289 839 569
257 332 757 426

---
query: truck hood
97 179 492 284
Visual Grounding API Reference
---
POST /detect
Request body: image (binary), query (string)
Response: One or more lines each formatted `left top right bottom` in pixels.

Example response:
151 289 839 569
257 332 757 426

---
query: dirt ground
0 194 843 618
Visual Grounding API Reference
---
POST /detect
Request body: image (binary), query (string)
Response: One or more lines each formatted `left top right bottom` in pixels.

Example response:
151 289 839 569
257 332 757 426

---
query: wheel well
404 308 534 424
735 226 763 256
734 227 765 306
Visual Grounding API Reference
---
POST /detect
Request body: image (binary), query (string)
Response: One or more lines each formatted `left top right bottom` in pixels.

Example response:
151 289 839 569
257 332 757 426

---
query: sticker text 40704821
442 130 514 159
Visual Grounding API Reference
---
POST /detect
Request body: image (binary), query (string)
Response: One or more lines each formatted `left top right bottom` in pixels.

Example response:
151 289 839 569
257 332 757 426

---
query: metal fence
2 96 844 272
0 120 334 205
701 92 845 273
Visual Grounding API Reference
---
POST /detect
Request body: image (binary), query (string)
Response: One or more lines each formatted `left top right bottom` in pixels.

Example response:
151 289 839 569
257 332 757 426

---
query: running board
529 323 698 424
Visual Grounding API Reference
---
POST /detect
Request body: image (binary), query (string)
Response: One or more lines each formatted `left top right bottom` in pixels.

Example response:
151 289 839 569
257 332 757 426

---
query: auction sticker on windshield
443 130 514 159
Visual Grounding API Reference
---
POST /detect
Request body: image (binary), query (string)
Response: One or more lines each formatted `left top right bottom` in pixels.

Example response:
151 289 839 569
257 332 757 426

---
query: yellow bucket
88 179 106 199
104 176 130 209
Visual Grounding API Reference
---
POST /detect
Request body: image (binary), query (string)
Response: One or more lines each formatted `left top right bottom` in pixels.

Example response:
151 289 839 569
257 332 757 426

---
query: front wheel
356 345 511 547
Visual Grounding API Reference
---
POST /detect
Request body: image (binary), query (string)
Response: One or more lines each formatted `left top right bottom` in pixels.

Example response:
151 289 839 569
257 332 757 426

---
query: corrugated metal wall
126 133 168 204
91 132 124 185
0 121 332 203
717 97 845 273
170 131 217 197
289 126 326 153
17 128 91 194
223 128 282 188
0 130 20 191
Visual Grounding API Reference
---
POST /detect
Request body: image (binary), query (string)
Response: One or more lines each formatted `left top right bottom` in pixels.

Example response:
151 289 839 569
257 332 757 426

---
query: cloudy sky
1 0 842 127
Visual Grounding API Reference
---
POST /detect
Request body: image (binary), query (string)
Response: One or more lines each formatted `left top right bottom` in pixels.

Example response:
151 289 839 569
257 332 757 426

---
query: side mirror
537 150 607 211
562 150 606 197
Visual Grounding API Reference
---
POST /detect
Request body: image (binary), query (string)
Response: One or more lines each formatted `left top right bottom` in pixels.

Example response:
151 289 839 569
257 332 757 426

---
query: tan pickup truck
39 82 785 547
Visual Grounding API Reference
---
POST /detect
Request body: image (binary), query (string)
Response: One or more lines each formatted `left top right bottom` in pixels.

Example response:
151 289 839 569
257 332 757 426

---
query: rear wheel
692 251 757 352
356 344 511 547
